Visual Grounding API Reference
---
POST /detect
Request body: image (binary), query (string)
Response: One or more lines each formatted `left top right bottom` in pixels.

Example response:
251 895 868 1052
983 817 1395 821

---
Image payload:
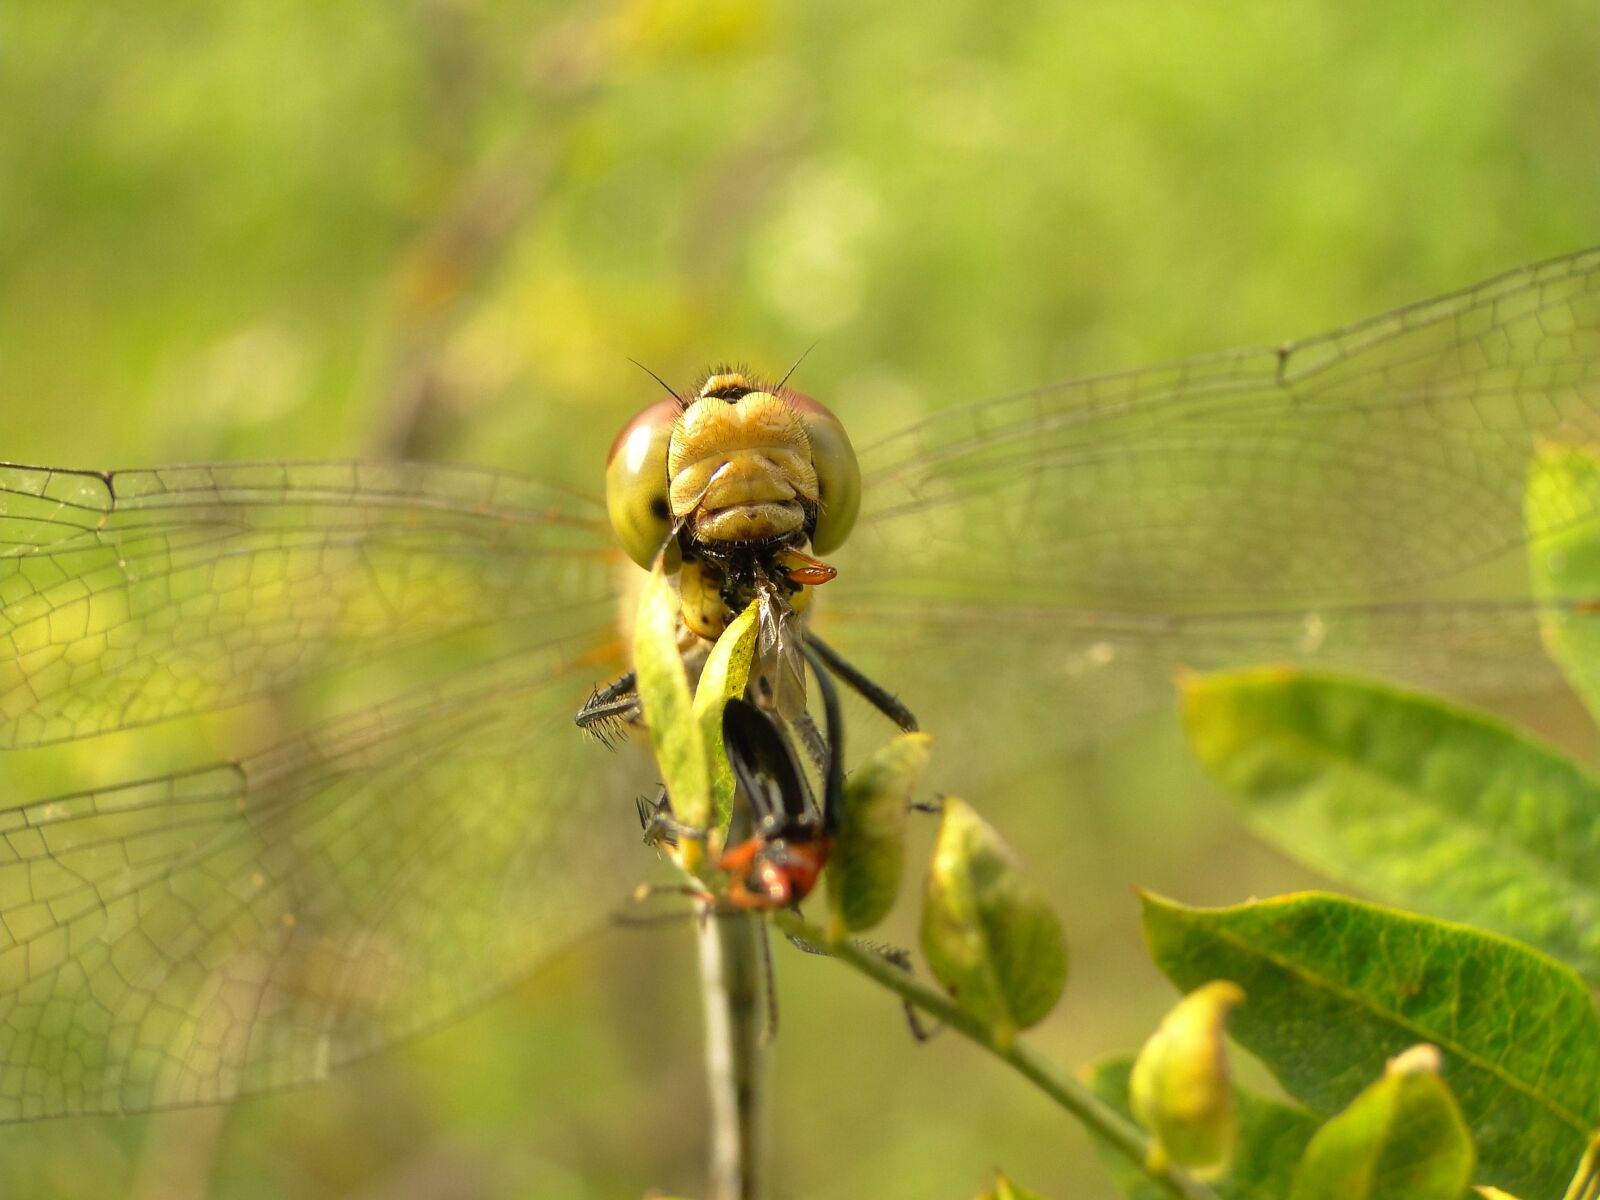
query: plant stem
1563 1133 1600 1200
699 909 770 1200
772 911 1222 1200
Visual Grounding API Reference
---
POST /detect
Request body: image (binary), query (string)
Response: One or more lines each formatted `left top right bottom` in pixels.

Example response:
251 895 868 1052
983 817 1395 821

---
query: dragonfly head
604 368 861 573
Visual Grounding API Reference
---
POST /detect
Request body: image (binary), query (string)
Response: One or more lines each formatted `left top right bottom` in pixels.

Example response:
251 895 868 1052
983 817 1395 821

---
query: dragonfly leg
758 918 780 1046
611 886 720 928
781 932 937 1042
798 641 847 835
788 710 829 774
575 670 640 744
802 632 919 732
636 787 683 847
872 944 940 1043
637 791 715 850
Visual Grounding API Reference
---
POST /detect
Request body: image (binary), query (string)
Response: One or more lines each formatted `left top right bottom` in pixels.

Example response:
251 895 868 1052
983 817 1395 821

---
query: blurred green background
4 2 1598 1197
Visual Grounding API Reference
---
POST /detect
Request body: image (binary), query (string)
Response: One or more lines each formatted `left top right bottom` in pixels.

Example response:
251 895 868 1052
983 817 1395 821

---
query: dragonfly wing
0 460 615 746
820 596 1561 770
829 247 1600 748
0 639 650 1121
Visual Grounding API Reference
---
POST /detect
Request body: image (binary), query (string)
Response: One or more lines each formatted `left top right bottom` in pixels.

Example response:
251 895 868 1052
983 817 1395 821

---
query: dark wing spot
650 496 670 520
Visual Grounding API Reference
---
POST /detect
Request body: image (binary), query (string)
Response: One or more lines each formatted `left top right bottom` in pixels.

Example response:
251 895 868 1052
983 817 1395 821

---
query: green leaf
1290 1044 1475 1200
1084 1053 1319 1200
920 798 1067 1042
1142 891 1600 1199
1130 980 1244 1179
1526 443 1600 723
632 568 710 844
692 600 759 830
1181 667 1600 982
827 731 933 936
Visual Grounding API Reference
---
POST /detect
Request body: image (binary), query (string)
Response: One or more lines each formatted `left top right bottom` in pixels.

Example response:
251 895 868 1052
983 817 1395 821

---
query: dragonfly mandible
0 245 1597 1120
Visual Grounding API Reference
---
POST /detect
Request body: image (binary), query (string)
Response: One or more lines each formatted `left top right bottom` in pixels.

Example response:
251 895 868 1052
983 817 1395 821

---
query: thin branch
700 910 770 1200
771 911 1223 1200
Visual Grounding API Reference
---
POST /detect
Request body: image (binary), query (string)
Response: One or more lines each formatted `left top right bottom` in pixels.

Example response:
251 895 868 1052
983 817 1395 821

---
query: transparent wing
827 246 1600 750
0 636 648 1121
0 460 614 746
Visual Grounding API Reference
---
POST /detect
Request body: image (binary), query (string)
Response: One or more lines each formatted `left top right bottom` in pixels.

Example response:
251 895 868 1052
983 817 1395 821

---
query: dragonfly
0 245 1597 1122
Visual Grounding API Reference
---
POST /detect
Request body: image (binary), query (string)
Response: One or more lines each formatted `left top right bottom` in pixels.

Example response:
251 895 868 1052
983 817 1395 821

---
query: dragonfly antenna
626 357 682 402
774 341 819 395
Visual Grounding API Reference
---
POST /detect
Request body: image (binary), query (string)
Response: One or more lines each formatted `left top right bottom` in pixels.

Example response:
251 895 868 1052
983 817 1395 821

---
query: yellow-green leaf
920 798 1067 1042
975 1170 1049 1200
1084 1053 1320 1200
692 600 759 830
1130 980 1244 1179
827 731 933 937
1290 1045 1475 1200
632 568 709 860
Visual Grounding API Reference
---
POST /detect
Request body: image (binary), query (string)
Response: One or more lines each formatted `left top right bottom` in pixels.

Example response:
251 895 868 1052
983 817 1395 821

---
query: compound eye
606 397 680 568
785 391 860 553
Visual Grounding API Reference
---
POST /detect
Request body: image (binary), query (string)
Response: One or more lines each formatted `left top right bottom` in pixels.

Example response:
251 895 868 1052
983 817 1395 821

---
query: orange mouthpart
776 548 837 587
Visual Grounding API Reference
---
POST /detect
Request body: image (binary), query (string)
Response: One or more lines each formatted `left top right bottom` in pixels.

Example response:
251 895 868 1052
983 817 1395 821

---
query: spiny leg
575 670 639 743
798 640 846 835
802 632 919 732
638 786 715 850
781 932 937 1043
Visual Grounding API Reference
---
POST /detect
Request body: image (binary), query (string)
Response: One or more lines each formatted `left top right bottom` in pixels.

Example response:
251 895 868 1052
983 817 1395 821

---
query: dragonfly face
668 376 820 548
1 246 1598 1121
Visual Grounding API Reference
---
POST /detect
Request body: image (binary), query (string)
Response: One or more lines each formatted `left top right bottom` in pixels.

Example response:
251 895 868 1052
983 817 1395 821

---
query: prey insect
626 641 847 915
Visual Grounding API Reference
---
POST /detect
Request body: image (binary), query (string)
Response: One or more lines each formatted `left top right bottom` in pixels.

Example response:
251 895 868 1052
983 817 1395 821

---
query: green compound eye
606 396 680 568
785 391 860 553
